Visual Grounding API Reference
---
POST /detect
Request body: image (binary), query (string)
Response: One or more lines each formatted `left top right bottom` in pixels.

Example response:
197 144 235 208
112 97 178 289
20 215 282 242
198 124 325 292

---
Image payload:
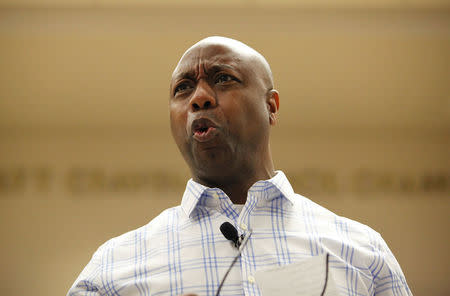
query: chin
193 150 234 175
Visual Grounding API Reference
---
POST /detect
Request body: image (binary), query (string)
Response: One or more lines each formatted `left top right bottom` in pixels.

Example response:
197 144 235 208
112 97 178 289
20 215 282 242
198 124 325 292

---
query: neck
193 157 276 204
218 169 275 204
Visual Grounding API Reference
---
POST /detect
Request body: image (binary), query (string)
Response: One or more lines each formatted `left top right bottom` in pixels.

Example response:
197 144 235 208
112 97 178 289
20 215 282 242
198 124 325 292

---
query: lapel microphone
216 222 252 296
220 222 241 248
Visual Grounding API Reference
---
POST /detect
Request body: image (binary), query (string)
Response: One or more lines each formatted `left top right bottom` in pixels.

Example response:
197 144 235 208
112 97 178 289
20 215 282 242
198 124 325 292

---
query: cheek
235 98 268 130
169 106 188 144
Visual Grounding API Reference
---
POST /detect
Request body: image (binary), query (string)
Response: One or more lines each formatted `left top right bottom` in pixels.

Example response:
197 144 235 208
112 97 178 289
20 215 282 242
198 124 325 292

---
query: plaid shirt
68 171 411 296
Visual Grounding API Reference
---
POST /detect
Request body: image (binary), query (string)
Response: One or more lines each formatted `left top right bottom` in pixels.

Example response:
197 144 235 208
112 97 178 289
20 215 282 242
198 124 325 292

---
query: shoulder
290 193 386 264
96 205 184 254
291 193 378 237
67 206 183 295
291 193 411 294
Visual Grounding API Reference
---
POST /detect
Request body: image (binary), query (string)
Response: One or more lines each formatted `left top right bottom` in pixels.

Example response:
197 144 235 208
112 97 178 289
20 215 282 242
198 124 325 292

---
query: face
169 41 276 182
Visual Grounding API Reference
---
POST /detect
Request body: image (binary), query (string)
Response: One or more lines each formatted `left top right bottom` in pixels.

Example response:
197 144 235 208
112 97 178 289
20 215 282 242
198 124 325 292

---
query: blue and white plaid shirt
68 171 411 296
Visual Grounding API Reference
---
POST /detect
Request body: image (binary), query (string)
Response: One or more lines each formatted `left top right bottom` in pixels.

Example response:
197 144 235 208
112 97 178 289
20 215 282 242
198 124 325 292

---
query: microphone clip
220 222 249 250
235 234 245 248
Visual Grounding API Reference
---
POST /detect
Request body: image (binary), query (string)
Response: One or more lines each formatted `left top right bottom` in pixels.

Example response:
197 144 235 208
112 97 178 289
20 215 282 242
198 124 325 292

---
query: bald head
172 36 274 92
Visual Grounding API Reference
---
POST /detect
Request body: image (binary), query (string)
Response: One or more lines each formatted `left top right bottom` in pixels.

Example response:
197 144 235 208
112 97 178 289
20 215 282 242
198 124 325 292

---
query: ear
267 89 280 126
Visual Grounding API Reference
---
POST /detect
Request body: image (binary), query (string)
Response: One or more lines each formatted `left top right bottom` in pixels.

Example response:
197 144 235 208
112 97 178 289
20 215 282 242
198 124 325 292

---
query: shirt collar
180 170 297 218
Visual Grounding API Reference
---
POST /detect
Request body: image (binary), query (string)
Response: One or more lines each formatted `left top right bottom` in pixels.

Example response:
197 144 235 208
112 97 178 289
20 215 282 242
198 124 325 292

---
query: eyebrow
208 64 237 74
172 63 239 83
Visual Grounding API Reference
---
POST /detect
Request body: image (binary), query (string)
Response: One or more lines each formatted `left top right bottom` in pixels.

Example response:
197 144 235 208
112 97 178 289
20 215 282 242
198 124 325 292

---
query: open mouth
191 118 218 142
194 126 210 135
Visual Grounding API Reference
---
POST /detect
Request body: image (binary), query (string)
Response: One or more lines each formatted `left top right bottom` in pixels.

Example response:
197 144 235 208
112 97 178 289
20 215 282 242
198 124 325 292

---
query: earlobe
267 90 280 125
269 113 276 125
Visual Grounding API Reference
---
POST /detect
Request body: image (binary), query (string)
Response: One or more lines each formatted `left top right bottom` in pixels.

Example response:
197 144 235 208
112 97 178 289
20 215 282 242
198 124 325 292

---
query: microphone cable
216 222 252 296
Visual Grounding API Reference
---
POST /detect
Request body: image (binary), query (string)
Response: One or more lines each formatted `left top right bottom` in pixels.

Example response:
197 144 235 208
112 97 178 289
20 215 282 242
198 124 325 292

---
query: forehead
172 43 250 81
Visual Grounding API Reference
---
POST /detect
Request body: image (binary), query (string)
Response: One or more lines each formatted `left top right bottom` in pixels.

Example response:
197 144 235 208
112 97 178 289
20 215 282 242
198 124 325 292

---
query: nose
189 80 217 111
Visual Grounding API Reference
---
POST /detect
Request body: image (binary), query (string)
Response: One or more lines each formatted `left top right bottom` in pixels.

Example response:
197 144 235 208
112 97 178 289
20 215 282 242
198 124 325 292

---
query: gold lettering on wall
0 166 449 198
352 169 450 195
0 167 53 194
65 168 185 194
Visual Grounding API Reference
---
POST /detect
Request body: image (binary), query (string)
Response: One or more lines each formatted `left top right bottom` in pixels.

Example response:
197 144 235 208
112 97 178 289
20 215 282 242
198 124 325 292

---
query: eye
215 74 238 84
173 82 193 95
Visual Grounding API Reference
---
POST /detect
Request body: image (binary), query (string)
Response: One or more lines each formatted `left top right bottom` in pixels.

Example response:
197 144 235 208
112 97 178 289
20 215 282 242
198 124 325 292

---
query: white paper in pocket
254 253 338 296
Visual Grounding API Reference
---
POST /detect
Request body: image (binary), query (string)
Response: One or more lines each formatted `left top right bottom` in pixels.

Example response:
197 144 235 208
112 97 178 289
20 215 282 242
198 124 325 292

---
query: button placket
247 275 256 284
236 195 253 233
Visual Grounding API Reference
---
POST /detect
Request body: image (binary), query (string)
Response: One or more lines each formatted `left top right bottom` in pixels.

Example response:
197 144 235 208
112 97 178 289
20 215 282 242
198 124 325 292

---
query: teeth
192 122 215 137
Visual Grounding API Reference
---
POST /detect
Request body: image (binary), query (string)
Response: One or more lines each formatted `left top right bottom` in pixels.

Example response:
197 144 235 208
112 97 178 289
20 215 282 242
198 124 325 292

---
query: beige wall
0 6 449 296
0 0 449 8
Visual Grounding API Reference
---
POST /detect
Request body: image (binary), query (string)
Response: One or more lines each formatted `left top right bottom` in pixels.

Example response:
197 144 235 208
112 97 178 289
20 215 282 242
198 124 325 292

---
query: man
68 36 411 295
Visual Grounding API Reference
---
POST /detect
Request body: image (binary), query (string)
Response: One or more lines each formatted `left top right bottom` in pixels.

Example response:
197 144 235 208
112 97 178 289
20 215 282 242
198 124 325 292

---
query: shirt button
248 275 256 284
240 223 247 231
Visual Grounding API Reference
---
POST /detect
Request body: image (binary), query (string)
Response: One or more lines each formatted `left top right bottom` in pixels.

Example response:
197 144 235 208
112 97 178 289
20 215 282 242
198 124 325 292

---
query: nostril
204 101 211 108
192 103 200 110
